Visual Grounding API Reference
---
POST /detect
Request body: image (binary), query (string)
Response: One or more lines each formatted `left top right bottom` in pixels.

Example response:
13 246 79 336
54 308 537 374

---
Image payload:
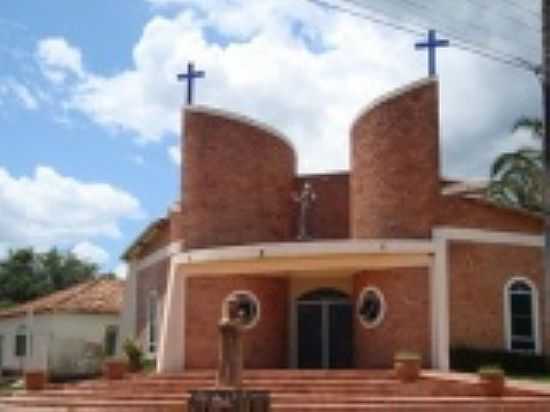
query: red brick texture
351 80 440 239
184 275 289 369
353 268 431 368
183 109 296 249
438 196 542 234
136 259 169 342
448 241 546 351
295 173 349 239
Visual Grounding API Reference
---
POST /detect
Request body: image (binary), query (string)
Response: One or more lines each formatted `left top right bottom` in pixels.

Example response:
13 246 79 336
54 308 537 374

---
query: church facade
119 77 546 372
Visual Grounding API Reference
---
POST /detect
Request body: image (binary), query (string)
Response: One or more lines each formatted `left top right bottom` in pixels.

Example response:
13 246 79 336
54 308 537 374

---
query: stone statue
292 182 317 241
217 297 243 388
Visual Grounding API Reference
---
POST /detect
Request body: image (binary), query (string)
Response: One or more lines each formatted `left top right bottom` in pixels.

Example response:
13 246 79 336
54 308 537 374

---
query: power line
342 0 538 62
499 0 541 19
306 0 539 72
462 0 540 32
391 0 538 54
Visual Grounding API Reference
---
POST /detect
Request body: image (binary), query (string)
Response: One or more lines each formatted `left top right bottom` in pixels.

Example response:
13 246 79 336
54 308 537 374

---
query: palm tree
487 117 543 213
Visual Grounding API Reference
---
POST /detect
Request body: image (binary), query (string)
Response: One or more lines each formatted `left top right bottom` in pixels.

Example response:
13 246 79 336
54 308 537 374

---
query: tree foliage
487 117 543 213
0 247 97 306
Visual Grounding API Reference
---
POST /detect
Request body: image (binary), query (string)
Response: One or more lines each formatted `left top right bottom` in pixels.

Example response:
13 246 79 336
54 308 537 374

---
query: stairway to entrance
1 369 550 411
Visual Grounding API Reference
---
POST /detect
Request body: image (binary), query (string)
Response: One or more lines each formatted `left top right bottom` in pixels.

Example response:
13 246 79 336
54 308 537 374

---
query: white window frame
356 286 386 329
503 276 540 354
146 290 159 356
223 290 261 330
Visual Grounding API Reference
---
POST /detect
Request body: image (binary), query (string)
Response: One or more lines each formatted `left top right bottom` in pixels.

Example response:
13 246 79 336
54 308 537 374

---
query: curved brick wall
185 276 289 369
353 269 431 368
183 107 296 249
351 79 440 238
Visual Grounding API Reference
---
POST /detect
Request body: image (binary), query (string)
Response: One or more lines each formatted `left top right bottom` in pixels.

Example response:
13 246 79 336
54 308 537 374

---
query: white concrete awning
174 239 434 276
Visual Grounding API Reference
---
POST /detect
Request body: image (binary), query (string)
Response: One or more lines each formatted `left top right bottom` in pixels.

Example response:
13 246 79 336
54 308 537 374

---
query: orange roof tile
0 279 125 319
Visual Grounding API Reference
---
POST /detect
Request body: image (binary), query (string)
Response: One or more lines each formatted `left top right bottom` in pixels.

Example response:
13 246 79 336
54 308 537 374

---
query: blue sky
0 0 541 275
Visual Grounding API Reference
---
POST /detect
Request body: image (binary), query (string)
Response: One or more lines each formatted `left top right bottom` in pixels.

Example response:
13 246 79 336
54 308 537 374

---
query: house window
147 291 158 354
104 325 119 357
357 287 386 329
223 291 260 329
505 277 539 353
15 325 27 357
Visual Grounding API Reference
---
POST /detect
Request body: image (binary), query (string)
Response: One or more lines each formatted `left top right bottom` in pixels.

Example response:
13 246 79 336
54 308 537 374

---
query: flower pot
103 359 127 380
394 355 421 383
24 369 47 391
479 371 505 397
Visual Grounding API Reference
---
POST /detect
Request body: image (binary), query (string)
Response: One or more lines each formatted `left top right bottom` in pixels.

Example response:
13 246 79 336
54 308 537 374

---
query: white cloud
36 37 84 83
36 1 541 177
0 166 144 253
168 145 181 165
9 81 38 110
72 241 110 265
114 262 128 279
0 79 39 110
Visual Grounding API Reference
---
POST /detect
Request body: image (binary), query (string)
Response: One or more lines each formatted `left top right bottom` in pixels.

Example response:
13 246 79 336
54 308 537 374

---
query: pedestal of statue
217 319 243 387
188 389 270 412
187 297 270 412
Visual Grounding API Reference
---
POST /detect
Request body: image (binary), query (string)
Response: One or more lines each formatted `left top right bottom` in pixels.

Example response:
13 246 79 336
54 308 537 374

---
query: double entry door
297 299 353 369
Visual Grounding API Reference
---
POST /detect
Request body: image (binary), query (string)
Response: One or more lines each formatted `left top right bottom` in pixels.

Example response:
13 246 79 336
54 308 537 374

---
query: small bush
123 338 144 372
451 346 546 375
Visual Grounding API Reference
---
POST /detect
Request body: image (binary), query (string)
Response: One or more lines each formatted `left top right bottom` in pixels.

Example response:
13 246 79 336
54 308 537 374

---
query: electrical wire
306 0 539 73
499 0 541 19
463 0 540 32
341 0 538 62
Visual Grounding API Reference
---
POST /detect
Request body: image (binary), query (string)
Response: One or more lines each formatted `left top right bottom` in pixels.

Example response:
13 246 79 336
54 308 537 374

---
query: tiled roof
0 279 125 319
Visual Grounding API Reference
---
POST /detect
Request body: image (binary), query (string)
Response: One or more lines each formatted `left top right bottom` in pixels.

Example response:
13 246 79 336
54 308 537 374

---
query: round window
224 290 261 329
357 287 385 328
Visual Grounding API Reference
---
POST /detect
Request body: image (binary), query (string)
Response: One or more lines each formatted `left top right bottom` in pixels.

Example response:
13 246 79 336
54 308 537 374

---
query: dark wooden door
297 290 353 369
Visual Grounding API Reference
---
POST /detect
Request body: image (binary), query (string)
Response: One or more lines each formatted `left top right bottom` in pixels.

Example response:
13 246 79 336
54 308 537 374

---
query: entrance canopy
174 239 434 276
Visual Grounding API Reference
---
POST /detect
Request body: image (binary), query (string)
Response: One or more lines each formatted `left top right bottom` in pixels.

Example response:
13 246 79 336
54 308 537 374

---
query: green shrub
123 338 144 372
451 346 546 375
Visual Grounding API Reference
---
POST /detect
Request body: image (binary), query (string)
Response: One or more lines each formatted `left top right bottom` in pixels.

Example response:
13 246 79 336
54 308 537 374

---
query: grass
510 374 550 383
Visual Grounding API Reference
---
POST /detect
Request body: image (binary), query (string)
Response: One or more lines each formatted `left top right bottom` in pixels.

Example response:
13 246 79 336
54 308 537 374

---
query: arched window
147 291 158 354
504 277 539 353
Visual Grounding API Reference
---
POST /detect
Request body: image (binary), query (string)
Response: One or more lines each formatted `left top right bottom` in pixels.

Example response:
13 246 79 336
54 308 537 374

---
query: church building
119 77 546 373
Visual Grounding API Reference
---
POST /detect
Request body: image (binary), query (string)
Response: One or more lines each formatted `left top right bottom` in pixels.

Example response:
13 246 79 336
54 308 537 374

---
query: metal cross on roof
415 29 450 77
177 62 205 105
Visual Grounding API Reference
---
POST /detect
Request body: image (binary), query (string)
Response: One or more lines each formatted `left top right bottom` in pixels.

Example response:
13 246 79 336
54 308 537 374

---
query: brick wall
183 108 296 249
448 241 545 352
185 275 289 369
351 79 440 239
135 259 169 344
438 196 542 234
353 268 431 368
295 173 349 239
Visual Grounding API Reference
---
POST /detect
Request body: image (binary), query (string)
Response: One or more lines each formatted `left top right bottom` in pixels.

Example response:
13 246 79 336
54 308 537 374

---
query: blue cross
177 62 205 105
415 30 450 77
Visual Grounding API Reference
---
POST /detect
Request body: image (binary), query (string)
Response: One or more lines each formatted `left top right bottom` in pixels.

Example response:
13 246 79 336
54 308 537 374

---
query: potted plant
24 369 47 390
123 338 144 373
394 351 422 383
102 357 127 380
478 366 505 397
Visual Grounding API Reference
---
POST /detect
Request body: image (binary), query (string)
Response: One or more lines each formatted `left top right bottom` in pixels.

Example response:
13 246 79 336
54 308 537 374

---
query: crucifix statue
177 62 205 105
414 29 450 77
293 181 317 241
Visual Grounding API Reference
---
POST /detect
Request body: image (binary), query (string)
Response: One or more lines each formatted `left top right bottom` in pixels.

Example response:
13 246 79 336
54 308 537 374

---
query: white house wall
0 313 119 373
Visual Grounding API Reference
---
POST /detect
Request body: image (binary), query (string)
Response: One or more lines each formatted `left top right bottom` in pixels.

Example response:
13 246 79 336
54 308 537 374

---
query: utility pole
543 0 550 361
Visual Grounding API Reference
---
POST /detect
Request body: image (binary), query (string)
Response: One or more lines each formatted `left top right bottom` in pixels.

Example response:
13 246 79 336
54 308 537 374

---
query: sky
0 0 542 277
